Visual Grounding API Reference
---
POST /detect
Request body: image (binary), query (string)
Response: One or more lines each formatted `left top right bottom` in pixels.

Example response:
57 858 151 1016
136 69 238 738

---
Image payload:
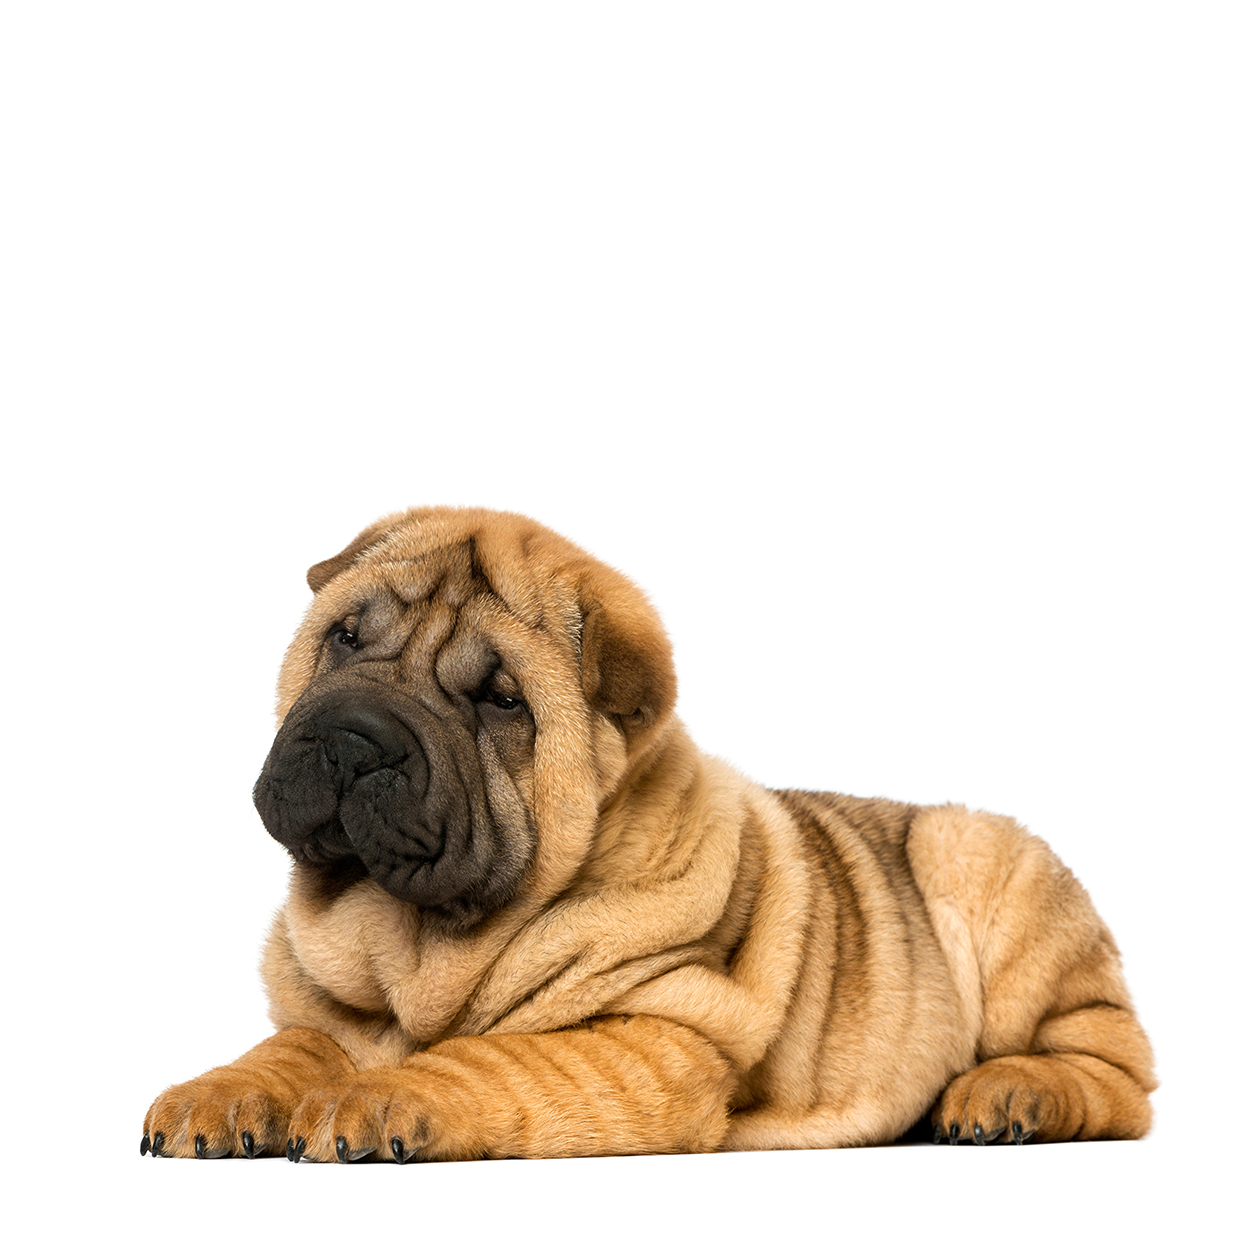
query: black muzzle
253 674 505 924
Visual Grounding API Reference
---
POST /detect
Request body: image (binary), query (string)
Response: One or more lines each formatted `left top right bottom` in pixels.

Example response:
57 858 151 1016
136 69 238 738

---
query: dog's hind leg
909 804 1156 1144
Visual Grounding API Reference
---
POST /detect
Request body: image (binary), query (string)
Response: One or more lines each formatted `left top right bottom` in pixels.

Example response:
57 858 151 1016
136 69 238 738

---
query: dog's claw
151 1132 164 1158
391 1137 406 1164
195 1134 207 1159
974 1124 985 1146
933 1126 942 1145
949 1121 960 1143
140 1133 150 1157
286 1136 305 1163
241 1131 255 1160
1012 1121 1025 1145
336 1135 348 1164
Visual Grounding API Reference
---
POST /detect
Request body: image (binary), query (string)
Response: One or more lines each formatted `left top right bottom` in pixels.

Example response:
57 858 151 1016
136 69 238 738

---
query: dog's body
143 508 1154 1161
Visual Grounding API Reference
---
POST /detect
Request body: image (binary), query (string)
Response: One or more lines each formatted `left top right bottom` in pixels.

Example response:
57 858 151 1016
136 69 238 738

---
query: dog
142 507 1155 1161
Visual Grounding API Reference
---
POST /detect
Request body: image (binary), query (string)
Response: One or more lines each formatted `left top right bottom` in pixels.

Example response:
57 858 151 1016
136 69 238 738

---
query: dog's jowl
142 507 1155 1162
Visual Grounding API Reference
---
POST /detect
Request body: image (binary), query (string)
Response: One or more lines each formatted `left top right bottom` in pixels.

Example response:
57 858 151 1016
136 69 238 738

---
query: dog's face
253 508 676 931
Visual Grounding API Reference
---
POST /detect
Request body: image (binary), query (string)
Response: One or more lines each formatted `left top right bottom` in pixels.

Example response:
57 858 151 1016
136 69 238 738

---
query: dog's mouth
292 816 355 865
252 676 531 930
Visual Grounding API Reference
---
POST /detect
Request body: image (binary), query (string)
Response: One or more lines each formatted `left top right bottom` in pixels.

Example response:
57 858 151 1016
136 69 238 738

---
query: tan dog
142 507 1155 1162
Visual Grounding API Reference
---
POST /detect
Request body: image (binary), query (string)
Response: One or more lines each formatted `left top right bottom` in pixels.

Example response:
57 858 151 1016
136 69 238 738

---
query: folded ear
306 518 396 592
579 586 677 738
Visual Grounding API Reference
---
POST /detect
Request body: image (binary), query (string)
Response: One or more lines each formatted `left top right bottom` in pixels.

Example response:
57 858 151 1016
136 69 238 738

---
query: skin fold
143 508 1155 1161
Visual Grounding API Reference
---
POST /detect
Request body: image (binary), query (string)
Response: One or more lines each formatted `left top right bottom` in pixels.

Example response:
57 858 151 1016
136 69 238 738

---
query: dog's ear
579 584 677 738
306 519 395 593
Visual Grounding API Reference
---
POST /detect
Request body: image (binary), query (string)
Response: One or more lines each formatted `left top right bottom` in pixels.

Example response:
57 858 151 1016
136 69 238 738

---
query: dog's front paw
143 1069 296 1160
142 1029 358 1159
288 1066 488 1163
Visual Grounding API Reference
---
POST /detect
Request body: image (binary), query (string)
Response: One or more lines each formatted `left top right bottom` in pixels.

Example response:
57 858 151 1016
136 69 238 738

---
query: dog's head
253 508 676 931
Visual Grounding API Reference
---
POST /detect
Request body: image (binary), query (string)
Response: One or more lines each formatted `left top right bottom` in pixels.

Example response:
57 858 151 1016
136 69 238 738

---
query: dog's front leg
142 1028 357 1159
287 1014 733 1162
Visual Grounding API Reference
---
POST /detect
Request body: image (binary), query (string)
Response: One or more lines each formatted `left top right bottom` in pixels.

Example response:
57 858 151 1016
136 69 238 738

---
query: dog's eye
331 627 360 650
473 682 526 714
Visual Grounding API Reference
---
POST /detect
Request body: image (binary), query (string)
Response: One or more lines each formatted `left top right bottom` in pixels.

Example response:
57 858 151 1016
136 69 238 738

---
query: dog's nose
314 705 412 784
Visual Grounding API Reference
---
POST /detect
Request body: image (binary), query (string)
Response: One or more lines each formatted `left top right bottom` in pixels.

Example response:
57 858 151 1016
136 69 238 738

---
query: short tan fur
143 508 1154 1162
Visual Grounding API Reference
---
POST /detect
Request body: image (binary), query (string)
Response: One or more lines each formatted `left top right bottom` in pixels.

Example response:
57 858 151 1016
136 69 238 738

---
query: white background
3 3 1245 1246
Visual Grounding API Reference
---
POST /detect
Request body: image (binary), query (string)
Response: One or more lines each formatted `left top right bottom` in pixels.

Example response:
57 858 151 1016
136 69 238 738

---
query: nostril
323 705 410 756
324 728 390 777
315 705 412 760
312 703 414 791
